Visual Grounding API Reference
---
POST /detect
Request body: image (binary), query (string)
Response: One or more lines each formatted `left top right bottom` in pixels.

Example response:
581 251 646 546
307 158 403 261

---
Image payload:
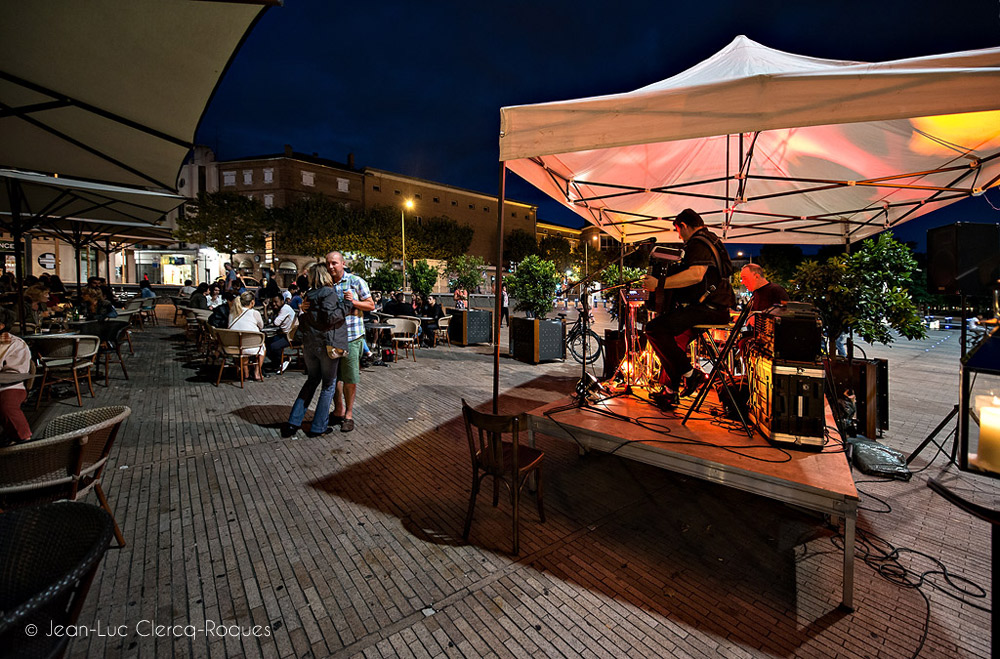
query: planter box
447 308 492 346
509 317 565 364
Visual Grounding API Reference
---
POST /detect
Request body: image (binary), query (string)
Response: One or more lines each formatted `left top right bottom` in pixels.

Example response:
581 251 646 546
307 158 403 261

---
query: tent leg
492 163 506 414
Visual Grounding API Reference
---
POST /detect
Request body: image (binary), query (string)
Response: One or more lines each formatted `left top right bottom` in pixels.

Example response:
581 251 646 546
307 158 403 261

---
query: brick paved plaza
32 306 993 658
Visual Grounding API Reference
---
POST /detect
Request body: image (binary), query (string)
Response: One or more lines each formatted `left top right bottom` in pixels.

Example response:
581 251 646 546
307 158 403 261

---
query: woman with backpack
283 263 348 438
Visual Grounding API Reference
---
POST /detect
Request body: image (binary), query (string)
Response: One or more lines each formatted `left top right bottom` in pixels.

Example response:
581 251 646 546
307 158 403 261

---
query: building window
512 211 518 217
263 168 274 184
264 194 274 208
452 200 458 206
242 170 253 185
433 197 440 203
337 177 349 193
222 171 236 187
484 206 490 212
416 216 423 224
468 203 475 209
415 193 422 200
394 189 401 195
372 184 381 192
302 171 315 187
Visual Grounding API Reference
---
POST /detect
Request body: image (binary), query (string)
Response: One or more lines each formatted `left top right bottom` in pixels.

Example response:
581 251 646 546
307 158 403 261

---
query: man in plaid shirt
326 251 375 433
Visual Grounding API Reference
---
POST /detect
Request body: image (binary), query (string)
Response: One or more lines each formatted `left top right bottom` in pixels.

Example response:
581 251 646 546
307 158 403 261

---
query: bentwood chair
0 502 115 659
386 318 417 362
435 315 452 347
138 296 158 327
32 335 100 409
461 399 545 554
0 405 132 547
213 328 265 387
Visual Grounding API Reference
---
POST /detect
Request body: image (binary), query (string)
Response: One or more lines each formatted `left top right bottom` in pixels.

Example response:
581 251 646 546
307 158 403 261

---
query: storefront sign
0 242 14 251
37 252 56 269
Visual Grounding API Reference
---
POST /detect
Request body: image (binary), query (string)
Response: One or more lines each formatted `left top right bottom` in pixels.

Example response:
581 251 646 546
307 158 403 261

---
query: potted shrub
445 255 491 345
507 255 564 363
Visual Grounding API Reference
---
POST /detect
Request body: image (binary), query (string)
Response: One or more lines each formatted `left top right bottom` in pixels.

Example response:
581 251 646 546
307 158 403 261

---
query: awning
278 261 298 271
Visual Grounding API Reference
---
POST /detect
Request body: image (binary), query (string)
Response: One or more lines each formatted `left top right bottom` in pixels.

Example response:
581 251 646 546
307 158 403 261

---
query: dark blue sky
197 0 1000 251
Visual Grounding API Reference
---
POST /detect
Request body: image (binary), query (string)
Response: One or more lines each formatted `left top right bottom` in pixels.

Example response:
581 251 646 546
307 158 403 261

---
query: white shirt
206 294 224 309
229 308 264 332
271 303 295 334
179 285 196 296
0 334 32 392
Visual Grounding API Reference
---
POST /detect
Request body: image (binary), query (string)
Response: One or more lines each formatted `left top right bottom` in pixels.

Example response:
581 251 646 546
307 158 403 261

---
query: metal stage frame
527 392 859 610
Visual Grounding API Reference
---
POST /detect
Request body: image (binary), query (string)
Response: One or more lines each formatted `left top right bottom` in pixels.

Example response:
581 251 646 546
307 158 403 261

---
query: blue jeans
288 343 340 433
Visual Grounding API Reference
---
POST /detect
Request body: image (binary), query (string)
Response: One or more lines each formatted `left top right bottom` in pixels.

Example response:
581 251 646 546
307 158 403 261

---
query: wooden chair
120 298 144 332
281 321 303 373
113 308 137 354
213 328 265 387
386 318 417 362
32 335 100 408
94 320 130 386
435 315 452 347
461 399 545 554
0 405 132 547
138 296 158 327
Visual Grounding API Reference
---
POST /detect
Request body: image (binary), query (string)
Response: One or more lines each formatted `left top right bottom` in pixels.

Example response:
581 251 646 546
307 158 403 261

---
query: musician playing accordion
642 208 735 407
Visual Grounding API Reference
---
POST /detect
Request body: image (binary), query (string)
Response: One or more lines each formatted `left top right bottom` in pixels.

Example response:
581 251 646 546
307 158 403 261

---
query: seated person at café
420 294 445 344
139 279 156 298
264 294 295 373
80 288 118 321
208 291 236 328
382 292 412 317
0 307 32 444
21 285 52 326
206 284 224 309
227 292 265 380
179 279 196 297
189 283 210 310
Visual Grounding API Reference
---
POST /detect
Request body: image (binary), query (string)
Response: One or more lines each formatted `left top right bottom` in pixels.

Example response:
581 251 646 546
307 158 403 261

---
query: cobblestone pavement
35 307 992 658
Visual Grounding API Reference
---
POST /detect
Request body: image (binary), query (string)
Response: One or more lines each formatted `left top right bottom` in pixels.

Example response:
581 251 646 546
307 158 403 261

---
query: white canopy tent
499 36 1000 245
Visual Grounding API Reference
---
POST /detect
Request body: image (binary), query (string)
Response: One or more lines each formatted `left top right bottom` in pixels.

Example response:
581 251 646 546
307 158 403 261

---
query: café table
0 371 36 386
364 322 393 352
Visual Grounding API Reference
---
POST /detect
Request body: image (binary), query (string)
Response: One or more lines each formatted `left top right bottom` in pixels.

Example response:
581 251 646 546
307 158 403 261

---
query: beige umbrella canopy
0 0 272 191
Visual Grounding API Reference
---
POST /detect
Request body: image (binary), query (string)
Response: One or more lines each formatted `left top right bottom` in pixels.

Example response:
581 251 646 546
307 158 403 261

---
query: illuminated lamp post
402 199 414 291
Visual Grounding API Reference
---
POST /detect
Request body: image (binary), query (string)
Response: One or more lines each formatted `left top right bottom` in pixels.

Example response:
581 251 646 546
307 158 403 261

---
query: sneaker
280 424 299 438
305 427 335 438
278 361 290 374
680 369 708 398
340 418 355 433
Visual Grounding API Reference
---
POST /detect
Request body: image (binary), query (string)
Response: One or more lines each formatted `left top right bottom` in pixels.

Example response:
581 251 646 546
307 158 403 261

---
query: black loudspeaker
927 223 1000 295
603 329 626 380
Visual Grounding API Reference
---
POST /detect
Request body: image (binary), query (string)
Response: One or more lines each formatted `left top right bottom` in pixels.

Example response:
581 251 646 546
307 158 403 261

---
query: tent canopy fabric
0 0 269 191
0 169 184 229
25 216 175 249
499 36 1000 244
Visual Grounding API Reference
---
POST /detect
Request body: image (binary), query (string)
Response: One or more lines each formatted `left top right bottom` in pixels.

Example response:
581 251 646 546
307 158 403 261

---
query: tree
503 228 537 266
271 193 358 258
177 191 267 261
408 259 440 297
446 254 486 293
407 216 474 260
370 263 403 292
538 235 573 272
506 255 561 320
791 233 926 352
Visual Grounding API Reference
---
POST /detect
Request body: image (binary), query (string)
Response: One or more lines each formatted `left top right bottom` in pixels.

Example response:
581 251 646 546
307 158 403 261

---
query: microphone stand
567 240 656 404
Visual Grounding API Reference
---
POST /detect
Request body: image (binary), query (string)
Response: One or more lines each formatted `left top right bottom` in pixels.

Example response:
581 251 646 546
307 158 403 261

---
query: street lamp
402 199 414 290
585 234 598 279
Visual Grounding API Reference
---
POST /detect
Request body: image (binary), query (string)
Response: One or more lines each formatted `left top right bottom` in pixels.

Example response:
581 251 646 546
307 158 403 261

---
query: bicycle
559 309 603 364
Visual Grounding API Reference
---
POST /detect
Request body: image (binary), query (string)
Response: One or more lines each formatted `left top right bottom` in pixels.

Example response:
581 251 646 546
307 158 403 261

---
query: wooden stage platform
527 390 859 610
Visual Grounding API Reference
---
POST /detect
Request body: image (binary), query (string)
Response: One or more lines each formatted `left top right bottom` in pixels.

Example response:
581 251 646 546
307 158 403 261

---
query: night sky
196 0 1000 251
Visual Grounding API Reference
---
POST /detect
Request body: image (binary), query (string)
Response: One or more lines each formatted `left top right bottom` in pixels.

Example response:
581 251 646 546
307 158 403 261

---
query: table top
0 371 36 385
365 323 393 330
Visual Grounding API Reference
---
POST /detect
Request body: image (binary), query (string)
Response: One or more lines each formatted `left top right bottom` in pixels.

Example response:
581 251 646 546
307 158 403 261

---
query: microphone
637 237 657 245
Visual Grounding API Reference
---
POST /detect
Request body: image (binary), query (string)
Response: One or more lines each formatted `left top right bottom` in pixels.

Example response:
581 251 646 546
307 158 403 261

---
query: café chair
386 318 417 362
32 335 100 409
95 320 131 386
138 297 158 327
0 502 115 659
435 315 452 347
0 405 132 547
461 399 545 554
213 328 265 388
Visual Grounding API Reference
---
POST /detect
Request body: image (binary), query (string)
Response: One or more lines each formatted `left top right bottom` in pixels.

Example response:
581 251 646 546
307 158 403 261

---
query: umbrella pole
106 238 112 284
492 163 506 414
6 178 27 334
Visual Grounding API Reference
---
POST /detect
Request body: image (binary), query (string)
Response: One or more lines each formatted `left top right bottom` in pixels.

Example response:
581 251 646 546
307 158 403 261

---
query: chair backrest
139 297 156 310
39 405 131 487
31 335 99 363
213 328 265 353
122 299 142 313
0 502 114 655
387 318 417 336
0 433 87 500
438 315 451 329
461 399 526 476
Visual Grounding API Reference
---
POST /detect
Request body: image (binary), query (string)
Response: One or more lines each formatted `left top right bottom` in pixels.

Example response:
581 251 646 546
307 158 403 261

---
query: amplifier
758 303 822 363
624 289 648 302
750 357 826 450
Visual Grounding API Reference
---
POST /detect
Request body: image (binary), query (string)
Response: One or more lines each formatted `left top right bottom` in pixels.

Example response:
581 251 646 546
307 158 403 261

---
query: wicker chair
94 320 130 386
32 335 100 409
0 502 115 659
461 399 545 555
213 328 265 387
138 296 158 327
435 315 452 347
386 318 417 362
0 405 131 547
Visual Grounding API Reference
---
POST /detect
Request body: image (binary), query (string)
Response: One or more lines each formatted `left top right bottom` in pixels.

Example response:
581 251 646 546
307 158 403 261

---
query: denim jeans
288 342 340 433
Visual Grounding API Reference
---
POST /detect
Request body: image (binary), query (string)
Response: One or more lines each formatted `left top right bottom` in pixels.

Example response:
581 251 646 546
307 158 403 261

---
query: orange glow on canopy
910 111 1000 156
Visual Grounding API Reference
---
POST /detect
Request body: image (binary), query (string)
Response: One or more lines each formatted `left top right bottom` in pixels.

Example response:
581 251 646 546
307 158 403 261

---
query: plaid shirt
335 273 371 342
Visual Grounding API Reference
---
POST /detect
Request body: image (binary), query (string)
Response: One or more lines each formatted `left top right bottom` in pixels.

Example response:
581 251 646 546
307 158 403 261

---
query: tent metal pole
106 238 112 283
493 163 507 414
6 178 27 334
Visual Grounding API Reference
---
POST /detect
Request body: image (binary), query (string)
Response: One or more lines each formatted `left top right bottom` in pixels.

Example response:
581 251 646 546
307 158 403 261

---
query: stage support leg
841 513 856 611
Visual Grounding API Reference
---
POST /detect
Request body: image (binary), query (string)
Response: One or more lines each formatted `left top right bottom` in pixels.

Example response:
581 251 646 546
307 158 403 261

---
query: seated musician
740 264 789 328
642 208 735 407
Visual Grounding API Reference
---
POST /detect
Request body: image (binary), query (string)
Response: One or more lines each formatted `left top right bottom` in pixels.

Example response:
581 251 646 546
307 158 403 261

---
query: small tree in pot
506 255 564 363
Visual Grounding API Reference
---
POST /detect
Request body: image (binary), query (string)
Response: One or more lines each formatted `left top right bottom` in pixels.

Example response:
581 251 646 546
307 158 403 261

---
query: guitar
644 246 683 315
